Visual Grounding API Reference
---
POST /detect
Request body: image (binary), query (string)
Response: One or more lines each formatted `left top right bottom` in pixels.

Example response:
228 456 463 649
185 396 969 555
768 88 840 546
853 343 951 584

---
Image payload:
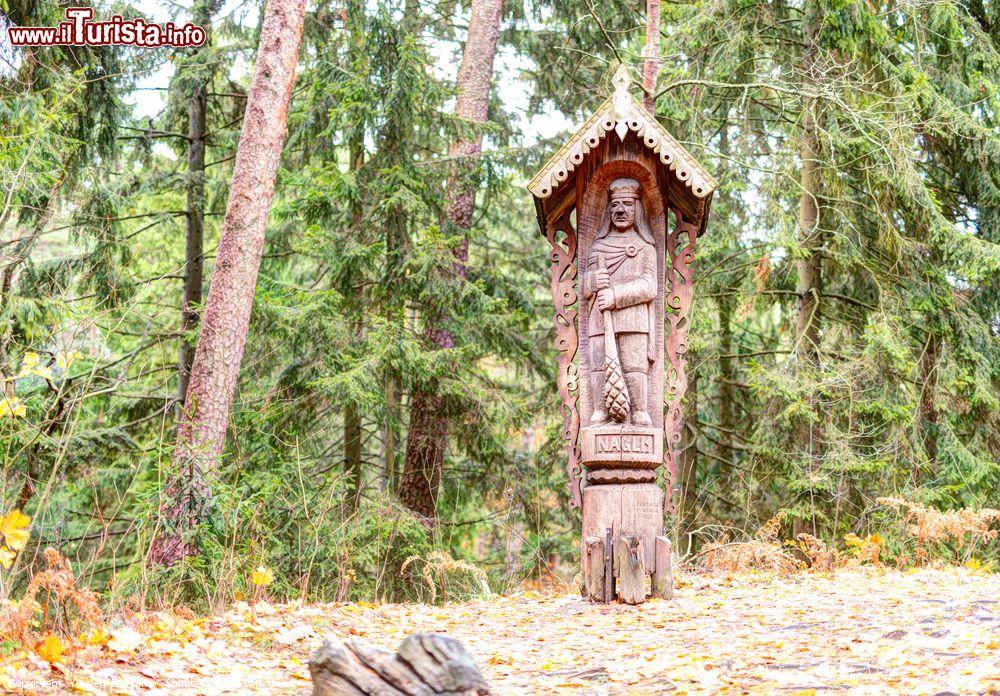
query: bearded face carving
583 178 657 428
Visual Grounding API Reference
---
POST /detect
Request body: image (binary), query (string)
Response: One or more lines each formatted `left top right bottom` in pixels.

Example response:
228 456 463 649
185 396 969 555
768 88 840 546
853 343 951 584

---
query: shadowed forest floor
5 567 1000 694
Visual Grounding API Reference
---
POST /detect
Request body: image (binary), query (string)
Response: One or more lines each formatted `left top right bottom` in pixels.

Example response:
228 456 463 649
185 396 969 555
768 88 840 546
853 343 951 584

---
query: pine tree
399 0 505 522
153 0 308 564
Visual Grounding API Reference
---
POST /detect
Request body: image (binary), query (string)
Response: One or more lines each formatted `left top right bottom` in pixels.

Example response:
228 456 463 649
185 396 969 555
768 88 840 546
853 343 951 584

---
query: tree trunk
795 19 823 366
795 9 824 535
918 331 940 476
714 114 736 476
151 0 307 565
398 0 502 522
399 389 449 519
794 127 822 365
380 3 413 492
642 0 660 113
178 0 213 403
344 402 363 506
344 6 366 502
717 292 735 470
384 378 399 488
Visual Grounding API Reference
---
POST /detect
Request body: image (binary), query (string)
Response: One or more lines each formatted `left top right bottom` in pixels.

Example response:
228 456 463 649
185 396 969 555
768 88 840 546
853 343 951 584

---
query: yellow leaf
0 510 30 551
87 629 109 646
37 634 63 664
251 566 274 587
965 557 982 571
357 600 377 609
0 546 15 569
56 350 82 371
0 397 26 419
19 352 39 374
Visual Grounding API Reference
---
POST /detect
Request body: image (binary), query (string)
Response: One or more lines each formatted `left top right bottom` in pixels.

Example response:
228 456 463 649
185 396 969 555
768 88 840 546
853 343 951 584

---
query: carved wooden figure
529 65 717 603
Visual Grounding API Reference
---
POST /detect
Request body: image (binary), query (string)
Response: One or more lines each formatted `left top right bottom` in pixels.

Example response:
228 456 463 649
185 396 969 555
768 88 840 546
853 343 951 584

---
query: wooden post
583 536 606 602
653 535 674 599
528 65 717 606
616 534 645 605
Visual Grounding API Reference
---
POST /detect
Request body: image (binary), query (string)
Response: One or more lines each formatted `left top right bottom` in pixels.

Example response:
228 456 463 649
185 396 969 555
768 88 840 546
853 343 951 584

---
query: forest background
1 0 999 610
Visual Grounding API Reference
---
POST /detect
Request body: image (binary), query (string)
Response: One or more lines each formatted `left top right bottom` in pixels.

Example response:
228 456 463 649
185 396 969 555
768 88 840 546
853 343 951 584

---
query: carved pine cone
603 356 630 422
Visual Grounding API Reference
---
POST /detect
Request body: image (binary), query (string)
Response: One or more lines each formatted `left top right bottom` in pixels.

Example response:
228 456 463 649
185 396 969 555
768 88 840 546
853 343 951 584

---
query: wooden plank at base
616 534 645 605
584 535 605 602
603 527 614 603
653 535 674 599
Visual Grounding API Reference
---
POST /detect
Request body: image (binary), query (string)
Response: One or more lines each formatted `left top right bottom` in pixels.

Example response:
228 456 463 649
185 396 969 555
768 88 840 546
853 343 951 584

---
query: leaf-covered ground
5 567 1000 694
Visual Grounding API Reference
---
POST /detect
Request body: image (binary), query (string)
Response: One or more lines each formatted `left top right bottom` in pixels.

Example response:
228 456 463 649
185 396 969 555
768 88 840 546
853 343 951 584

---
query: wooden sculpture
529 65 717 604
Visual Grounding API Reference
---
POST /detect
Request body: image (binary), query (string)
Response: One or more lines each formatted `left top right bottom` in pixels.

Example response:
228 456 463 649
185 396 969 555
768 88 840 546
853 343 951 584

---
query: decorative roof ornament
611 64 631 141
527 64 718 201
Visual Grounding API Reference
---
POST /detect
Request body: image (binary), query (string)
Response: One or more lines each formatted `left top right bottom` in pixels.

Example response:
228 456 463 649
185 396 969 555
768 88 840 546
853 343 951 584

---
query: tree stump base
310 633 492 695
581 484 674 604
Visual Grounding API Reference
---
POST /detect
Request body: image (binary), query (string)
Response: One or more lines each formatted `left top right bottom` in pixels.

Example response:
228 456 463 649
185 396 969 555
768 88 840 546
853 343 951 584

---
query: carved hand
594 268 610 290
596 288 615 312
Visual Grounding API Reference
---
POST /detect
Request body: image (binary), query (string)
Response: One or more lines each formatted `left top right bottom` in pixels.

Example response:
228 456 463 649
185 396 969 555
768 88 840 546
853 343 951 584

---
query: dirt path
6 567 1000 694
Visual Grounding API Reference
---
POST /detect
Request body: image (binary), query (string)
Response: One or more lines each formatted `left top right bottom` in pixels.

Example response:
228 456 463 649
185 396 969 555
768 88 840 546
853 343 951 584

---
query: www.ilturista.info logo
7 7 206 47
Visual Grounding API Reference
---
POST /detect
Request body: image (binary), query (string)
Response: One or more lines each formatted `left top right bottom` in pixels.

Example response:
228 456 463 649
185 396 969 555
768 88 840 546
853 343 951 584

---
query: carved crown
609 178 642 199
526 64 718 203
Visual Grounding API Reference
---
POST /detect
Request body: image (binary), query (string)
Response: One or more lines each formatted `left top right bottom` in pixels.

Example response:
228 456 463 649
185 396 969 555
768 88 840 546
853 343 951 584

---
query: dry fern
702 539 801 574
756 511 786 543
795 534 840 571
878 497 1000 564
0 548 102 644
702 512 802 574
401 551 491 603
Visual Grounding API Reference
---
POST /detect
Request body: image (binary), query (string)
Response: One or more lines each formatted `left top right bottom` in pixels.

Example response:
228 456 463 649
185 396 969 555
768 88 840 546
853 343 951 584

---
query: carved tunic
584 229 657 338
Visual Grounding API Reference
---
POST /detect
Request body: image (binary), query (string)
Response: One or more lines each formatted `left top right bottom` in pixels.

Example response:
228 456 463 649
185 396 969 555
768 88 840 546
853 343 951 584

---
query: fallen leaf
0 510 30 551
36 634 63 664
252 566 274 587
274 623 315 645
107 627 144 653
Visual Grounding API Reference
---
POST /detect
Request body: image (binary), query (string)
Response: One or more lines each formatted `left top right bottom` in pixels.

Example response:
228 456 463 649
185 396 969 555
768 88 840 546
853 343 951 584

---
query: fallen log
310 632 492 696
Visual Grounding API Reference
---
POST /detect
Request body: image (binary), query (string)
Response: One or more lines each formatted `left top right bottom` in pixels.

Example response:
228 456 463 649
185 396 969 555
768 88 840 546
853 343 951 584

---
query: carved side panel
547 209 582 508
662 208 699 513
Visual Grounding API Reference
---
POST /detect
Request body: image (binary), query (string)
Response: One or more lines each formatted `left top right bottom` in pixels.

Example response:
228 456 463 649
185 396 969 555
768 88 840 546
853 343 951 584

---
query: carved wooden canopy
528 64 718 234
